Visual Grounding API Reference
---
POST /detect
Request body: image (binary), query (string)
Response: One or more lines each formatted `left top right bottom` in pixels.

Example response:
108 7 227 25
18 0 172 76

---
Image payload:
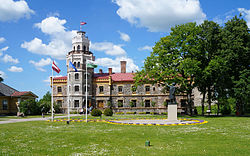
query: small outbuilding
0 82 38 115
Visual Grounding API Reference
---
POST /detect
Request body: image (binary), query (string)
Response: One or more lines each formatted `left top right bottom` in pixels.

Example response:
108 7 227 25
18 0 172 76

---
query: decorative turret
72 31 90 52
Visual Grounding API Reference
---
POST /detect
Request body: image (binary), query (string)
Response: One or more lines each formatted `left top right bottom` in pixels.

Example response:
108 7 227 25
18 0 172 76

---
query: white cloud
0 70 7 79
90 42 126 56
2 54 19 64
21 16 77 60
113 0 206 32
0 46 9 56
118 31 130 42
238 8 250 28
95 56 139 73
0 37 5 43
0 0 34 22
29 58 52 72
8 66 23 72
138 45 152 51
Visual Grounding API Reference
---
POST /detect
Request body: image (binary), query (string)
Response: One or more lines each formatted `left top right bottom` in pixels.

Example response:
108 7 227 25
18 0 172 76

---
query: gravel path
0 114 80 124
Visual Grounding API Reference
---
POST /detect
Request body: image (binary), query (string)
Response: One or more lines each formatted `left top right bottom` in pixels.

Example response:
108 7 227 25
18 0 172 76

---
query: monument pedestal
167 103 178 122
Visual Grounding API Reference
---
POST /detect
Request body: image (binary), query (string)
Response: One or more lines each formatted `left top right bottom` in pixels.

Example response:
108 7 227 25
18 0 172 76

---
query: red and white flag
80 22 87 25
52 61 61 73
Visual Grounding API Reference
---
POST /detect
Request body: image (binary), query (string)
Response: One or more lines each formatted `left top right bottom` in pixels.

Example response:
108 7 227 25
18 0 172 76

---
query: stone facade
52 31 196 114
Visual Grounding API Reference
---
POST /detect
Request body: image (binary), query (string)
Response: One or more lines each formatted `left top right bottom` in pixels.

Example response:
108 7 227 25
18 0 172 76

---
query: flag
52 61 61 73
69 61 78 72
87 60 97 68
80 22 87 25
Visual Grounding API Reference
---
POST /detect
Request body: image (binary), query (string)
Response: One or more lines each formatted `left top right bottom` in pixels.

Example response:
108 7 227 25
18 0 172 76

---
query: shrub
163 101 168 107
115 112 124 115
161 112 167 115
150 112 157 115
104 108 113 116
107 101 112 108
138 112 146 114
126 112 136 114
19 99 40 115
91 109 102 117
221 105 231 115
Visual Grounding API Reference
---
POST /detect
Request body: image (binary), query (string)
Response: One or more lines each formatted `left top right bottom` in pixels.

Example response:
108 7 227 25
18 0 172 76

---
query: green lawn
0 114 65 121
0 116 249 155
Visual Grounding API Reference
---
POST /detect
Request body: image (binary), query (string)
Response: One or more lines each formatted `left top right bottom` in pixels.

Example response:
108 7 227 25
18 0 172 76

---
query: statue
169 83 176 104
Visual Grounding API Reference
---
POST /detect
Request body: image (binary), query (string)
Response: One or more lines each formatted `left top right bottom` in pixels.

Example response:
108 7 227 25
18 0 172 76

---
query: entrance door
97 100 104 108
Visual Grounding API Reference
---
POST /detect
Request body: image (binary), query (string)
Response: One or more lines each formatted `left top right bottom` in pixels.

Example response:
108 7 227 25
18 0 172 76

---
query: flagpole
51 68 54 122
67 71 70 122
85 60 88 122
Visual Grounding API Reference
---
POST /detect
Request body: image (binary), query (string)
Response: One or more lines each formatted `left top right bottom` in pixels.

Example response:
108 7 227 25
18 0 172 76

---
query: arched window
77 45 80 51
74 62 76 67
75 73 79 80
73 46 75 51
83 45 86 52
77 62 80 68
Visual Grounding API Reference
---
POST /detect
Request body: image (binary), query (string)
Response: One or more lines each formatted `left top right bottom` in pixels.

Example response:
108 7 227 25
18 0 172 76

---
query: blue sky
0 0 249 99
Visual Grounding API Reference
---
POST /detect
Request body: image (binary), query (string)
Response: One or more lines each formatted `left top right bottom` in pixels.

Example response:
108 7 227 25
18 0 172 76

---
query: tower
66 31 95 111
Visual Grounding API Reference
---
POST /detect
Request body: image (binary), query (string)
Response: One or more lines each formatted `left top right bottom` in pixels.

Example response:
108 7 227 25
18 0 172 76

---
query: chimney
108 68 112 75
120 61 126 73
99 69 103 74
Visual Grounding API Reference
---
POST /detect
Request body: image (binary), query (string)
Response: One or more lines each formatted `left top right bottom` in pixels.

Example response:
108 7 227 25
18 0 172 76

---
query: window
131 100 136 107
99 86 104 94
83 45 86 51
77 62 80 68
75 73 79 80
77 45 80 51
145 86 150 92
153 87 155 91
73 46 75 51
57 100 62 106
181 100 187 107
131 86 136 93
75 85 79 92
74 100 79 107
118 86 123 93
145 100 150 107
74 62 76 67
2 100 8 110
118 100 123 107
57 86 62 93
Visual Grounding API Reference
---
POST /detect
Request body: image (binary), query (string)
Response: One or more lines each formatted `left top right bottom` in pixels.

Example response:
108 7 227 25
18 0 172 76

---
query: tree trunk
208 86 212 112
187 91 193 116
201 91 206 116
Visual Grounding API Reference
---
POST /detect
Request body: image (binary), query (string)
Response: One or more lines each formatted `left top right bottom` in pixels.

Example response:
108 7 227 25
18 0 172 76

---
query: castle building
52 31 199 114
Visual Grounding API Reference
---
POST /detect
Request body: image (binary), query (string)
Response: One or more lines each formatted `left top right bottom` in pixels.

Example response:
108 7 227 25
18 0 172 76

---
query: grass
0 115 250 155
0 114 65 121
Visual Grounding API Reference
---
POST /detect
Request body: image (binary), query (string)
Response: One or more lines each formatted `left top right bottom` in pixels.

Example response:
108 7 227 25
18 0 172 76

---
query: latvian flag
80 22 87 25
52 61 61 73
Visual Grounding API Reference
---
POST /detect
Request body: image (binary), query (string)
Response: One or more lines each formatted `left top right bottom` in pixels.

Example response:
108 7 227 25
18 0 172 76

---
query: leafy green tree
220 16 250 115
38 91 51 113
134 22 201 115
0 75 3 82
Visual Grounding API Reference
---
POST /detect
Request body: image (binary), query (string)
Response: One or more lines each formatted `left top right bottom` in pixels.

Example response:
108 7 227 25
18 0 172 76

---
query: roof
54 72 135 82
0 82 38 98
0 82 18 96
12 91 38 98
94 73 135 82
53 76 67 80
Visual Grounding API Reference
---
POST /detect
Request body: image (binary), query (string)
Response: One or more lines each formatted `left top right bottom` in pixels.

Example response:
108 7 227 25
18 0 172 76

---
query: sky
0 0 249 99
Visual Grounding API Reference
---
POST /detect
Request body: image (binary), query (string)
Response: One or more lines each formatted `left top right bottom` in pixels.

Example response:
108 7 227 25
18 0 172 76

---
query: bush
91 109 102 117
138 112 146 114
150 112 157 115
221 105 231 115
115 112 124 115
161 112 167 115
19 99 41 115
104 108 113 116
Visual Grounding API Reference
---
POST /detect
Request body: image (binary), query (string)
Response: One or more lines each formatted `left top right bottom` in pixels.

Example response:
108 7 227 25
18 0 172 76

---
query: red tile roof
11 91 29 96
53 76 67 80
56 73 135 82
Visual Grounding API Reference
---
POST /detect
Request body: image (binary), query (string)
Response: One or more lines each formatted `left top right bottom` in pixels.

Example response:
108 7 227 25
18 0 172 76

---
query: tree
0 75 3 82
134 22 201 115
220 16 250 115
38 91 51 113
